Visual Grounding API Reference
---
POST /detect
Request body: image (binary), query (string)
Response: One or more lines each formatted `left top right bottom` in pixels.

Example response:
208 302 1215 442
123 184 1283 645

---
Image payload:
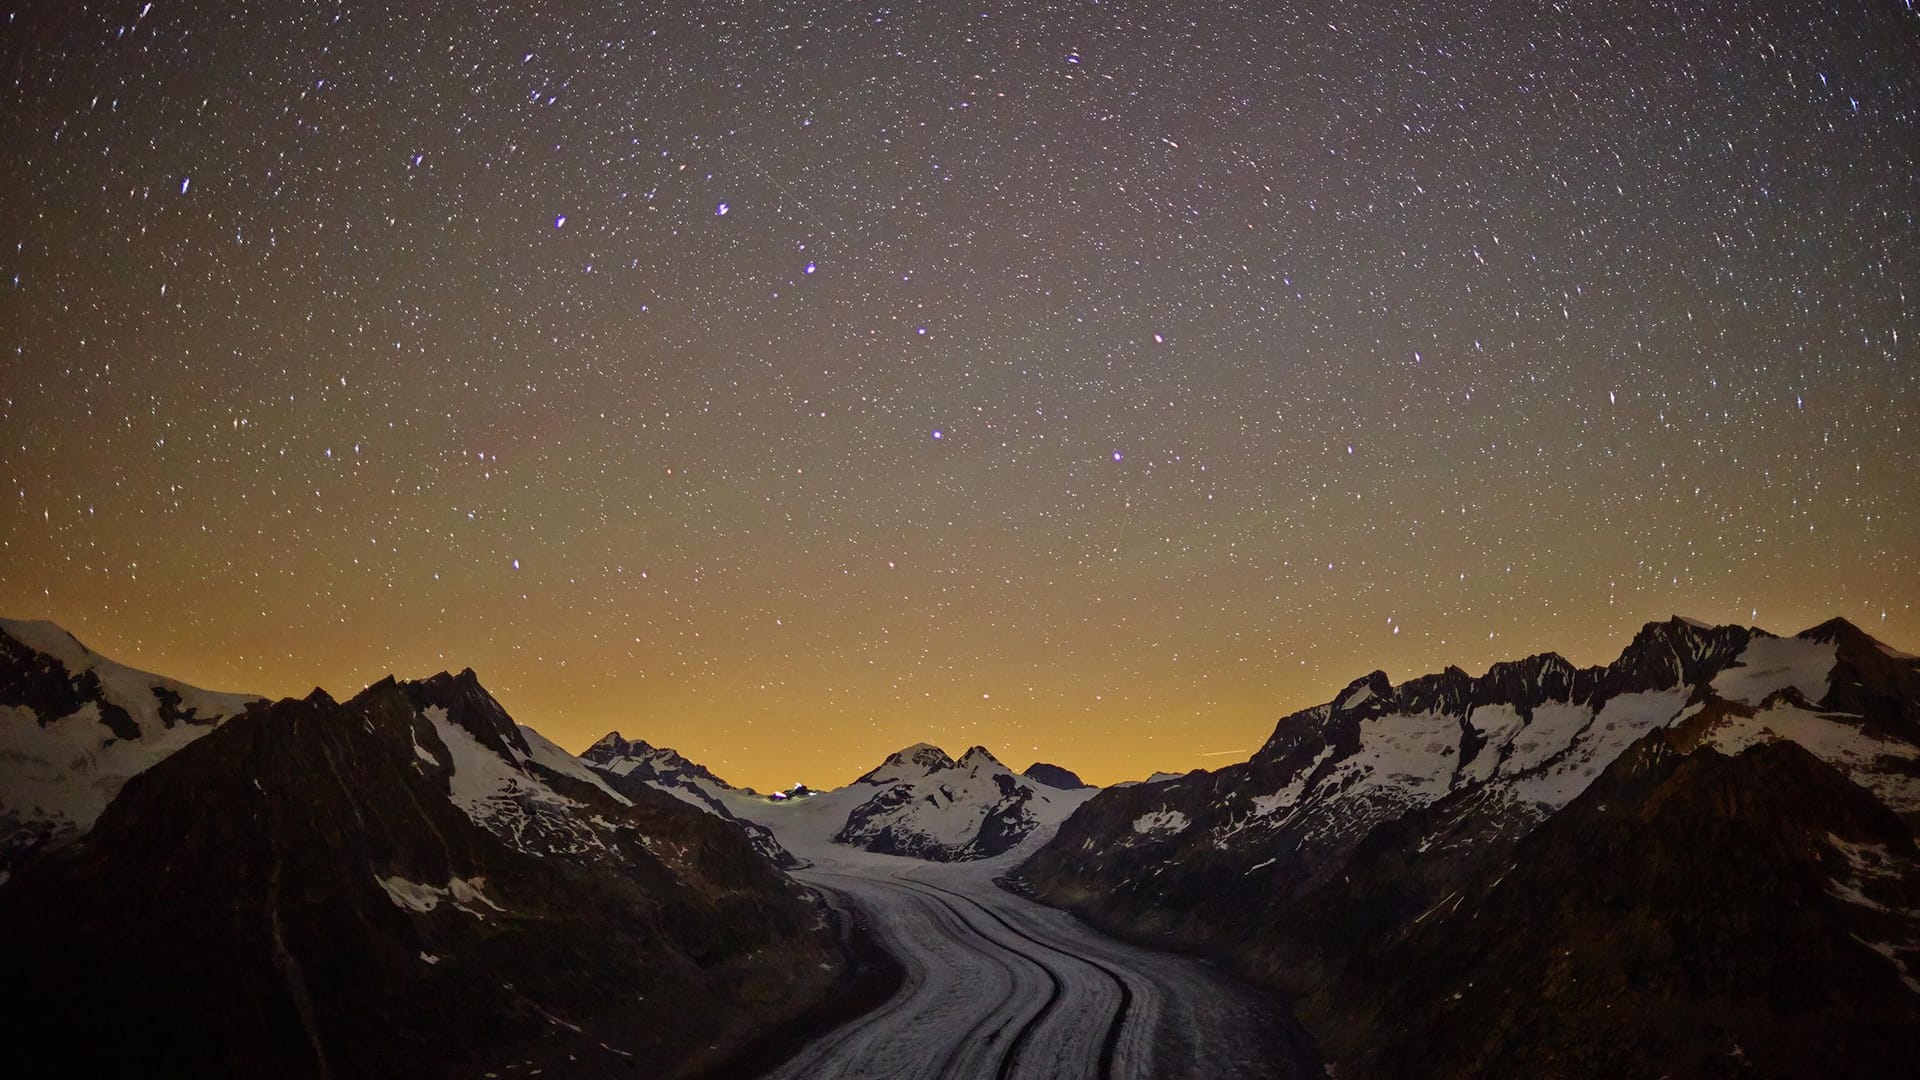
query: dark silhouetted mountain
1299 731 1920 1078
0 671 845 1079
1022 761 1091 789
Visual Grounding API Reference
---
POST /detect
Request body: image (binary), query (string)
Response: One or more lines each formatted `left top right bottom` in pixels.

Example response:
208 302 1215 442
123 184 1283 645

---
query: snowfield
0 618 262 860
730 787 1320 1079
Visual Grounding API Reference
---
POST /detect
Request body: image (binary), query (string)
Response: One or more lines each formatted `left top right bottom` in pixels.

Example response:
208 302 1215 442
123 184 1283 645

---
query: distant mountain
0 667 846 1078
0 617 264 881
829 743 1092 861
1022 761 1091 789
1111 769 1188 787
581 731 798 867
1015 616 1920 1078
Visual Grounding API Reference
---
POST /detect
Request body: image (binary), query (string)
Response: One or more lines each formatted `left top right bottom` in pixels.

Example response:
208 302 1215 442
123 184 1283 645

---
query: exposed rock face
1304 733 1920 1079
580 730 798 867
0 617 263 880
582 730 730 788
832 743 1083 861
1022 761 1091 789
0 673 843 1079
1016 616 1920 1078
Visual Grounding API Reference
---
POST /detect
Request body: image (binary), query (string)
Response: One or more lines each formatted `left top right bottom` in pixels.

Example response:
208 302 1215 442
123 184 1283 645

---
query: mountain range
1012 616 1920 1078
3 612 1917 1077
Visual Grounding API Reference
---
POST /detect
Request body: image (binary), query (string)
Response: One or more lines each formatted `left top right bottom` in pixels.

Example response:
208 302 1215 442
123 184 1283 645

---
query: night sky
3 1 1915 790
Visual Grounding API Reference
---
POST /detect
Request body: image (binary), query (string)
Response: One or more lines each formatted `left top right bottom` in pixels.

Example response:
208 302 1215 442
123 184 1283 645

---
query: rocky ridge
1015 616 1920 1078
0 658 846 1078
580 730 798 866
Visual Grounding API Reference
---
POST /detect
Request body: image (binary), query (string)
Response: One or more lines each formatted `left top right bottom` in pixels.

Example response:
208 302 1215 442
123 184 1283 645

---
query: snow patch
1504 690 1690 811
1336 683 1375 711
1246 744 1335 821
427 709 623 856
1707 704 1920 816
1132 809 1191 835
1497 701 1598 775
376 874 505 918
1711 635 1837 705
519 724 630 805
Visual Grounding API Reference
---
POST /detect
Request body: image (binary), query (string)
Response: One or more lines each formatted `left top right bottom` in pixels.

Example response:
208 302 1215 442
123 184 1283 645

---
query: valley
729 781 1319 1079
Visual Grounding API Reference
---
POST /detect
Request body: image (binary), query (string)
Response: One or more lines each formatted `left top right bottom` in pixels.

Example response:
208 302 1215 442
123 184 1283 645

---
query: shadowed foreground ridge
0 673 844 1079
1016 617 1920 1079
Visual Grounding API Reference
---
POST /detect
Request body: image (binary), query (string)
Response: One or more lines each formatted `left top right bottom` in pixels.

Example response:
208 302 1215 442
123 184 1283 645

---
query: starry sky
2 0 1916 791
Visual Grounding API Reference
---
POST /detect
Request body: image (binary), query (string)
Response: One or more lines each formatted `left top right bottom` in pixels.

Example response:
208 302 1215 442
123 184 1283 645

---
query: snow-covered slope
1029 611 1920 1068
578 731 797 867
1028 617 1920 919
0 618 264 879
785 743 1100 862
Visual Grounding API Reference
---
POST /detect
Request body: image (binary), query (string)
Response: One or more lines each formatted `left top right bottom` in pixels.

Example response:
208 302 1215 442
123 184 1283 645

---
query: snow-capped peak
394 669 532 765
574 731 793 866
957 745 1008 771
856 742 958 783
819 742 1096 861
587 730 642 755
1 617 264 877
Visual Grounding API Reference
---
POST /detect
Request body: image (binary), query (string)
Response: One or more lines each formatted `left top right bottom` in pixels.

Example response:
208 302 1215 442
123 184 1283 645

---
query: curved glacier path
735 792 1320 1080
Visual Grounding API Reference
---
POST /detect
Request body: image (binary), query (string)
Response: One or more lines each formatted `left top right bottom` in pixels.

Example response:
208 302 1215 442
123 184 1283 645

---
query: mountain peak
1605 616 1754 696
887 742 954 767
835 746 1092 861
397 669 530 762
1332 671 1394 713
855 743 957 785
0 617 90 667
586 730 656 758
1023 762 1090 790
1798 615 1868 644
958 745 1006 768
577 732 737 795
0 616 265 878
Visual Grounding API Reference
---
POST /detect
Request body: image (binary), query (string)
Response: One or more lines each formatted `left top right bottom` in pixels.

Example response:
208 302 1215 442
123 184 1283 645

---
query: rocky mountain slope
0 663 846 1079
0 618 264 881
581 731 798 866
1022 761 1092 789
1015 616 1920 1077
1305 729 1920 1078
